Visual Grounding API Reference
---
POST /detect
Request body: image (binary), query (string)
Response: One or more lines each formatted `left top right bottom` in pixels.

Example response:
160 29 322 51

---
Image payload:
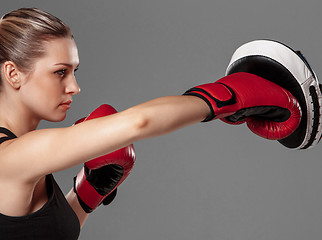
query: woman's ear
2 61 22 89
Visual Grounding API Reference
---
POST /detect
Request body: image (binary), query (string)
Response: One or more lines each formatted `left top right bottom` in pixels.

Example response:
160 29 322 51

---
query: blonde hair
0 8 73 83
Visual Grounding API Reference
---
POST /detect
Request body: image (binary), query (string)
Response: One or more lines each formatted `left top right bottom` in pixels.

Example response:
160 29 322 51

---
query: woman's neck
0 95 40 137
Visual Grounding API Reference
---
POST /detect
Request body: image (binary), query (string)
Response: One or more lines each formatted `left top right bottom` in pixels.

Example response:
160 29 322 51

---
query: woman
0 8 301 239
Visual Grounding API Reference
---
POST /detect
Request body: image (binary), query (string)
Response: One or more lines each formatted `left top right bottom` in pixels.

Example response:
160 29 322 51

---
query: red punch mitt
184 72 301 140
73 104 136 213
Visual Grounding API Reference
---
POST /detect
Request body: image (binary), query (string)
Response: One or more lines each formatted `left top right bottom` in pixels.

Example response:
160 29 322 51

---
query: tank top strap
0 127 17 144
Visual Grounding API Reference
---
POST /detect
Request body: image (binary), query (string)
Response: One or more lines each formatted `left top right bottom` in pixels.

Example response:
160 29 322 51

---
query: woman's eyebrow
54 63 80 69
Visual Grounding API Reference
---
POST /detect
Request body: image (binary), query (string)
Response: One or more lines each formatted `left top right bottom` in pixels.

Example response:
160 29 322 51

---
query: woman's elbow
124 108 151 140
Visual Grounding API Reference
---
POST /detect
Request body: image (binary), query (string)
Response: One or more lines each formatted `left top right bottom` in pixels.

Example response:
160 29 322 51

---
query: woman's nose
66 75 80 95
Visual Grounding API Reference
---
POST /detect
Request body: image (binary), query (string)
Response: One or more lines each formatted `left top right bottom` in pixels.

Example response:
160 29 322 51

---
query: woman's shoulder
0 127 66 181
0 128 19 176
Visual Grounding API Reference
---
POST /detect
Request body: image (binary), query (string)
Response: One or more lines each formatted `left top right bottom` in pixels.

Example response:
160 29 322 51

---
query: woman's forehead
41 38 79 67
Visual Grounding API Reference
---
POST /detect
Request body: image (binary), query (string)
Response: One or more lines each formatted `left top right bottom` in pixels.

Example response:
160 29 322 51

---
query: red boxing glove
73 104 136 213
184 72 301 140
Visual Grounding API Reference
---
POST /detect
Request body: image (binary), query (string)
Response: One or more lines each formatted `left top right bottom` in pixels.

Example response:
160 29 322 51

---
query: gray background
2 0 322 239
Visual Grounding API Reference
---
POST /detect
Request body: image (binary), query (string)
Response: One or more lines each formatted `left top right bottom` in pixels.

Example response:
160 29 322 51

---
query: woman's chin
45 113 67 122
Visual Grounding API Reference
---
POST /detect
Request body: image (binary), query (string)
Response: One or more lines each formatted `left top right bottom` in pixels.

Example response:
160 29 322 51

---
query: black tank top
0 127 80 239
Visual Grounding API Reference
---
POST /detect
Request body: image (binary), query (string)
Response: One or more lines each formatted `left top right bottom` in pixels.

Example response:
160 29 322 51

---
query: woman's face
19 37 80 122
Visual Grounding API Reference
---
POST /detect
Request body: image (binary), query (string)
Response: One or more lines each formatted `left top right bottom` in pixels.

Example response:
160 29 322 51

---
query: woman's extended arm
1 69 302 183
0 95 209 182
128 95 209 139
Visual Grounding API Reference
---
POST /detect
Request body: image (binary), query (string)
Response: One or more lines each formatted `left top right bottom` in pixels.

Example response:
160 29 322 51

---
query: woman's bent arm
65 189 89 228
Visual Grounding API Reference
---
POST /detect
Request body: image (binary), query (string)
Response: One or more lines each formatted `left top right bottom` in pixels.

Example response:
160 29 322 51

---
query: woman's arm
65 189 89 228
127 95 209 139
0 95 209 182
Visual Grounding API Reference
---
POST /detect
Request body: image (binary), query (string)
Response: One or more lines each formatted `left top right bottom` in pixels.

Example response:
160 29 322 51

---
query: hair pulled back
0 8 73 84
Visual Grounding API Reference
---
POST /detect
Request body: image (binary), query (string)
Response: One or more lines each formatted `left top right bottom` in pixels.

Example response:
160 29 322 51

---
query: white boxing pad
226 40 322 149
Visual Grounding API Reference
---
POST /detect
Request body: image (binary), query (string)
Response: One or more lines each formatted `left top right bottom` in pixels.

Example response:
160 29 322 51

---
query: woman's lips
60 100 72 110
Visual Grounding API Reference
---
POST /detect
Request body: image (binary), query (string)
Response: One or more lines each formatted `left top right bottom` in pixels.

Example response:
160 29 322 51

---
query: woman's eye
55 69 67 76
